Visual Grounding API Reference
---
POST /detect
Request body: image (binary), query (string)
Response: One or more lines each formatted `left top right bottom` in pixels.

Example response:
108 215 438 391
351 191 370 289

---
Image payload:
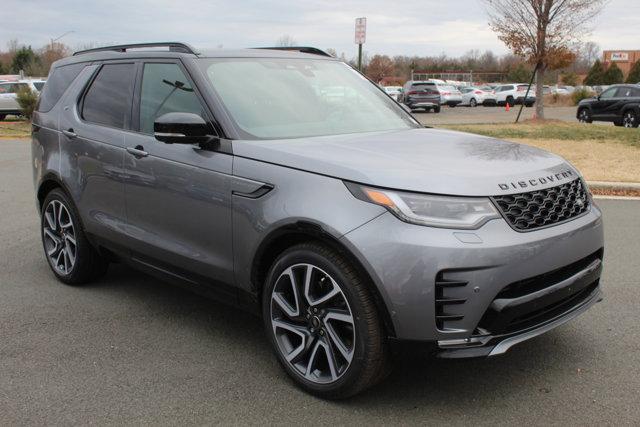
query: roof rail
73 42 199 56
253 46 333 57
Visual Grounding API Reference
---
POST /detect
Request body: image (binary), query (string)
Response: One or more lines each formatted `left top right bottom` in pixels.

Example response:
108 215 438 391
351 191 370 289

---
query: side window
82 63 135 129
37 63 86 112
599 88 617 99
631 88 640 97
0 84 10 94
139 63 206 134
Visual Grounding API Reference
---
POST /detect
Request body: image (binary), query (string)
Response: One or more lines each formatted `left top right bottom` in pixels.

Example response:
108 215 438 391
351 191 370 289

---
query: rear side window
37 63 85 112
138 63 206 134
82 63 135 129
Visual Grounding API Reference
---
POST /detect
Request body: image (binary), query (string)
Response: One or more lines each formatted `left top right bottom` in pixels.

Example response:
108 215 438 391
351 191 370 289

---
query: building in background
603 50 640 76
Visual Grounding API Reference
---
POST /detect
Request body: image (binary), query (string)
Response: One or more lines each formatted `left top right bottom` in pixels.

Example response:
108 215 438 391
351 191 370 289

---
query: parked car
494 83 535 107
33 43 604 399
383 85 402 101
460 86 497 107
577 84 640 128
436 84 463 107
0 80 45 120
399 81 441 112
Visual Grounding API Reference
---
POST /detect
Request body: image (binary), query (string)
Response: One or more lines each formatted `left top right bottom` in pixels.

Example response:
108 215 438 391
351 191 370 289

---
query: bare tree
482 0 607 119
275 35 297 47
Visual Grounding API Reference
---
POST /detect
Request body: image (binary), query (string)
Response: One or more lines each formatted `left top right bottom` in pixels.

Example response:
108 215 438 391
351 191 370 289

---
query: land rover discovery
32 43 604 399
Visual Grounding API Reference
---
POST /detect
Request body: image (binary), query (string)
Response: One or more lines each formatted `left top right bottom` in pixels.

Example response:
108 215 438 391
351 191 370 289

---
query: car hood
233 128 578 196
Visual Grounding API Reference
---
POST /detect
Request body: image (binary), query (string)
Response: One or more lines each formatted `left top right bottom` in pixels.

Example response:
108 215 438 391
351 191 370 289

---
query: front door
591 87 618 119
123 61 235 293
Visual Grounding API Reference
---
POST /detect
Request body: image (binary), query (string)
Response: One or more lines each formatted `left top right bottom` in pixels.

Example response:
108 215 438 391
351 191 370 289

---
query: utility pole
354 17 366 72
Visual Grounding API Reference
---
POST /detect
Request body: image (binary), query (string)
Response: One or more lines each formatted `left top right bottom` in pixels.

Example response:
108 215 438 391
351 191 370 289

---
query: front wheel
434 106 441 113
41 189 108 285
469 98 477 107
578 108 593 124
263 242 389 399
622 111 639 128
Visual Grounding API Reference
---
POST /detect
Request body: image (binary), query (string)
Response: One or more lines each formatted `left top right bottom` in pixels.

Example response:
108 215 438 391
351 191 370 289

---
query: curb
586 181 640 191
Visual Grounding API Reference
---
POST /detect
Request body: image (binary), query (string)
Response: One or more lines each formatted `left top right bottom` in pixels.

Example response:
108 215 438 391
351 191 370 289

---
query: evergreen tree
626 60 640 84
583 60 605 86
602 62 624 85
506 63 532 83
10 46 37 73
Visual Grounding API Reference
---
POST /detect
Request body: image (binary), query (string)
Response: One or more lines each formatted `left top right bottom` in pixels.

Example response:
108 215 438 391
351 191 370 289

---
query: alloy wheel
43 200 77 275
579 109 590 123
270 263 355 384
623 112 637 128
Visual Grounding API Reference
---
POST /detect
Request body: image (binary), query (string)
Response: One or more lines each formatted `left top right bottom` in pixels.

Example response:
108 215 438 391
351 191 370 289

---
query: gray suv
32 43 604 399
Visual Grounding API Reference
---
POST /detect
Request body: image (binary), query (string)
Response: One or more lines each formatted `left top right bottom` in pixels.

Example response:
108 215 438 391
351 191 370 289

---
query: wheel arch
251 221 397 338
37 173 72 210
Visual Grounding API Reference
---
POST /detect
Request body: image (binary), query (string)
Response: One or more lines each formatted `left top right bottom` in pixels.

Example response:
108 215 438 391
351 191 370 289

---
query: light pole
50 30 74 49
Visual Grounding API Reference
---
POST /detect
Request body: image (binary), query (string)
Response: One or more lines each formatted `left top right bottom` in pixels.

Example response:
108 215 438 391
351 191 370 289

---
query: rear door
58 61 134 249
123 60 235 294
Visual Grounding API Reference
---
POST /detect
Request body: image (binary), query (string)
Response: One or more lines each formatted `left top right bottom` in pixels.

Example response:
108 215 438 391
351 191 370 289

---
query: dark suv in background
399 81 441 112
577 84 640 128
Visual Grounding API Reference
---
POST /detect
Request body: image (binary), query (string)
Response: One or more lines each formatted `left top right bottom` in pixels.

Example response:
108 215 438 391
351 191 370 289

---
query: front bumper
340 204 604 348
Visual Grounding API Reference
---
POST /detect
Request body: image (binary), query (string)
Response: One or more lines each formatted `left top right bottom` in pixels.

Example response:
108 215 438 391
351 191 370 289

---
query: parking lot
1 138 639 425
414 105 581 125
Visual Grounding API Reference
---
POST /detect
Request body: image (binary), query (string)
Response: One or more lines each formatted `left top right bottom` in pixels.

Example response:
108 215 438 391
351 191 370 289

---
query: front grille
491 179 590 231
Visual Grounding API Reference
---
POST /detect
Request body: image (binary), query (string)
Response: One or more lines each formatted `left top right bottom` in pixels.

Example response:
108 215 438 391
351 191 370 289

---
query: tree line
0 39 70 76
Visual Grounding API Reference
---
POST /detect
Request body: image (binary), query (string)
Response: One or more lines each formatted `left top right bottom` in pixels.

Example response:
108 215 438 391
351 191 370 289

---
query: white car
436 84 462 107
0 80 45 120
494 83 535 107
460 87 497 107
383 86 402 101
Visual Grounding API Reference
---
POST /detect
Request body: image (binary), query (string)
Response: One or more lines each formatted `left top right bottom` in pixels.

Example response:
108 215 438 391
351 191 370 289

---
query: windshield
200 58 418 139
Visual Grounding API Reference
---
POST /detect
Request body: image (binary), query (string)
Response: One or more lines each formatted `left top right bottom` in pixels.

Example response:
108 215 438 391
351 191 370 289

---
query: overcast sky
2 0 638 58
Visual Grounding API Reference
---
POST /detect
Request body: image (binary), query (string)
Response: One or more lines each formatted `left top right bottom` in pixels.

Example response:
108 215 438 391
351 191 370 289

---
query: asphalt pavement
1 138 638 425
414 105 582 125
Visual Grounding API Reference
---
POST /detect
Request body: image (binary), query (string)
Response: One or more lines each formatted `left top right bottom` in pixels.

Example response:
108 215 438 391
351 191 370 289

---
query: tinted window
82 63 135 129
139 63 205 134
631 88 640 97
599 87 617 99
33 82 45 91
38 63 85 112
0 84 10 94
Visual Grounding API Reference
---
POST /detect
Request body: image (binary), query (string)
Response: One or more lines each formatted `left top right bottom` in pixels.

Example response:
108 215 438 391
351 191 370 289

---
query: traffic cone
505 102 510 112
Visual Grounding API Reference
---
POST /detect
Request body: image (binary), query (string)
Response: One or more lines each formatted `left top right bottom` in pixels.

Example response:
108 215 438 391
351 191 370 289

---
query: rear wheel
41 189 108 285
469 98 477 107
578 108 593 124
263 242 389 399
622 111 639 128
434 106 441 113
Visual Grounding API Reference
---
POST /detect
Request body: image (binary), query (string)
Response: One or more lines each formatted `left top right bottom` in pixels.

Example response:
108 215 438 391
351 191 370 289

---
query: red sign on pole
355 17 366 44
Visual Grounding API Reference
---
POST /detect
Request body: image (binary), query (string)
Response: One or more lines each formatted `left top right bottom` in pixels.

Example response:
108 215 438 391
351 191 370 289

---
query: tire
41 189 108 285
506 96 515 107
469 98 477 107
434 106 441 113
622 110 639 128
0 114 6 121
577 108 593 124
262 242 389 399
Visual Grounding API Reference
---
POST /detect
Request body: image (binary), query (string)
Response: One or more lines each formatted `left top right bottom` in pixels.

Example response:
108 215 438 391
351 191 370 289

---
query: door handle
62 128 77 139
126 145 149 158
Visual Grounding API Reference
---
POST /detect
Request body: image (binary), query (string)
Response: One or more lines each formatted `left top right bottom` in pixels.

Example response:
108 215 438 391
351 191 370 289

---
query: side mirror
154 112 214 145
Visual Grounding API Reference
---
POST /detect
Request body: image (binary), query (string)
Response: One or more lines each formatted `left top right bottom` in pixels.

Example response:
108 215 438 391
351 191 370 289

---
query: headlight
345 182 500 229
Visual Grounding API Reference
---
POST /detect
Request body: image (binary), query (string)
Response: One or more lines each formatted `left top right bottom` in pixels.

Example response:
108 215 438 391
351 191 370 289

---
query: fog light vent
435 272 468 331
